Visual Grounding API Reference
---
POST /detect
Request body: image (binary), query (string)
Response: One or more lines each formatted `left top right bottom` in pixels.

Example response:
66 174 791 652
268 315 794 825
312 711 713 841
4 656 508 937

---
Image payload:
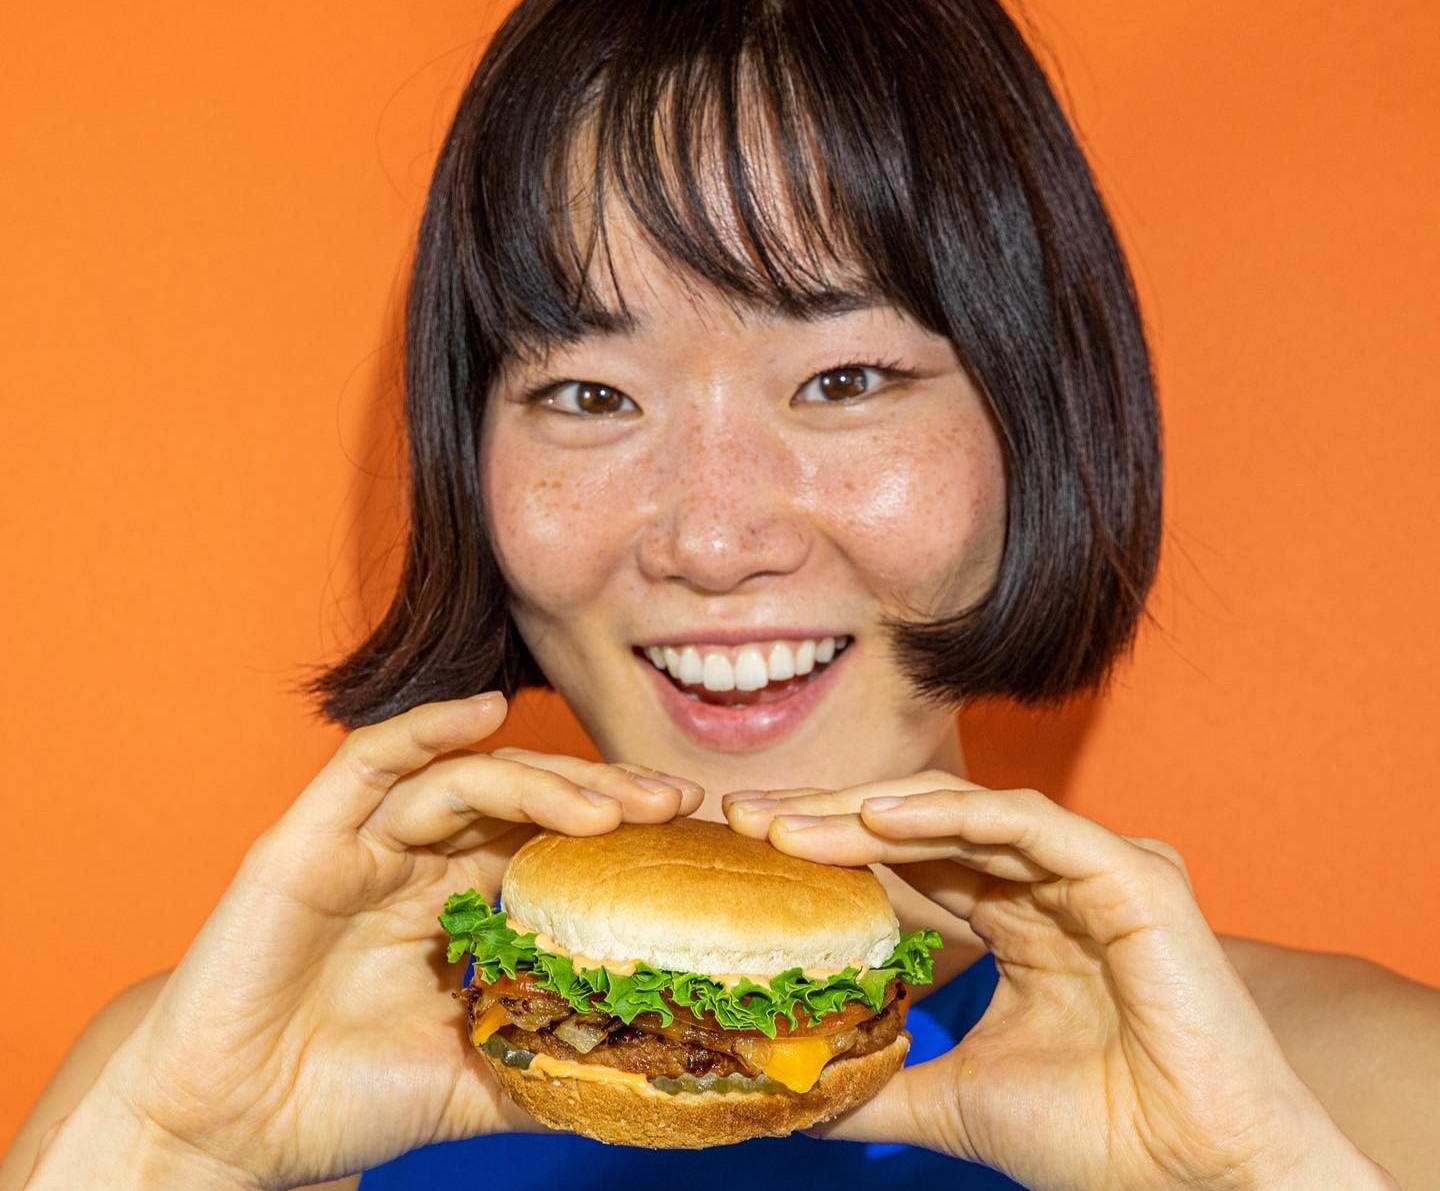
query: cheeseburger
440 819 941 1147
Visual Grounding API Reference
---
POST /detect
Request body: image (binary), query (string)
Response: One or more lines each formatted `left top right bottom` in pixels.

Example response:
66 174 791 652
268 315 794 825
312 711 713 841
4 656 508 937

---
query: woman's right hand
35 692 701 1191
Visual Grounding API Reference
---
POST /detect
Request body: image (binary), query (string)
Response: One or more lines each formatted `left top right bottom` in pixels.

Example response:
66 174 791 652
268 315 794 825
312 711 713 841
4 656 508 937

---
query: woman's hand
724 776 1395 1191
72 693 702 1191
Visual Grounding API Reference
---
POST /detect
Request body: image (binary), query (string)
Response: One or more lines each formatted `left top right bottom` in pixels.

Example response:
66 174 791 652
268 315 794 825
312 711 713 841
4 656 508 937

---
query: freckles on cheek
483 452 623 609
822 418 1006 597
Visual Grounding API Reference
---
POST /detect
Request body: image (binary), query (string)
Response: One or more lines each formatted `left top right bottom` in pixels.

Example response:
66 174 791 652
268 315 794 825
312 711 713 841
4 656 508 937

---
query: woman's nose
634 424 812 594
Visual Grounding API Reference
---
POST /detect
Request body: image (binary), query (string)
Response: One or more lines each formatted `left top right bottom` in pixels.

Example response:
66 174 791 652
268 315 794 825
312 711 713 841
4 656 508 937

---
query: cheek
807 412 1006 603
481 435 634 613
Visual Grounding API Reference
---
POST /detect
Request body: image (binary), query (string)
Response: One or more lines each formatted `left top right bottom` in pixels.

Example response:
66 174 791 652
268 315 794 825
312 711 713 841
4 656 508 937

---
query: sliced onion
552 1016 610 1055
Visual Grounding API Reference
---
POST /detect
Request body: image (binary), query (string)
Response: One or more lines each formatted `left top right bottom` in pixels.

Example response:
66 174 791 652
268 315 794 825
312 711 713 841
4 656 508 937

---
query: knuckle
335 727 393 792
1134 835 1187 871
1010 786 1050 810
1111 843 1193 911
1144 841 1193 890
526 769 584 805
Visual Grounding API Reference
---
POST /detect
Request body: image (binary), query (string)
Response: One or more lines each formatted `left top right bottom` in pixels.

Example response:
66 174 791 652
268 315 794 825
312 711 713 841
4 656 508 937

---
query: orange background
2 0 1437 1152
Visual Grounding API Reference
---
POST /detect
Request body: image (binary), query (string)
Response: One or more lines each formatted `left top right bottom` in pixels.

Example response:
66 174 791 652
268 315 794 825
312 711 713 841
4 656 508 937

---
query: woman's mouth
634 636 851 751
640 636 850 706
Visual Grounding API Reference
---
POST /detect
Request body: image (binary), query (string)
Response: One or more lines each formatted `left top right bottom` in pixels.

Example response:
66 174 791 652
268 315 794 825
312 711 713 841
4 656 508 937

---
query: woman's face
481 229 1006 803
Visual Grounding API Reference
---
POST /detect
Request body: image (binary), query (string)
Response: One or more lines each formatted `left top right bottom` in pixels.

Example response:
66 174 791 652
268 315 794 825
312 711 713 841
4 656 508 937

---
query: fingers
722 773 985 838
290 693 510 834
757 812 1051 883
289 693 705 852
355 754 613 850
493 749 704 820
741 785 1130 885
722 787 863 837
357 752 704 852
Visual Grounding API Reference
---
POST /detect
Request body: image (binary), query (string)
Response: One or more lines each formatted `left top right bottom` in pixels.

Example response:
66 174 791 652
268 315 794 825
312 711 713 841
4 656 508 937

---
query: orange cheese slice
470 1002 510 1046
749 1035 843 1093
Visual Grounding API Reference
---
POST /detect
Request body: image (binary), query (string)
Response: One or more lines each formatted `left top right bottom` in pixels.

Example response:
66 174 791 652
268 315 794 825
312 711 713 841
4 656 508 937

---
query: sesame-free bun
487 1033 910 1148
500 819 900 976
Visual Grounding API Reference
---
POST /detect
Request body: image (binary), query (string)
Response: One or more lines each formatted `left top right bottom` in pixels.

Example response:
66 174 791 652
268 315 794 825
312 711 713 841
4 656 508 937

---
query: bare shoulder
1223 935 1440 1016
1222 936 1440 1189
0 972 171 1190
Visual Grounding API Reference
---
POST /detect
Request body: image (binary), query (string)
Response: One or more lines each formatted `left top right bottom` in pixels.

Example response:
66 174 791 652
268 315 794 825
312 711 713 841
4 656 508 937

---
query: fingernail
580 789 616 806
723 790 771 802
630 775 681 793
776 814 822 831
729 798 777 813
863 797 904 813
467 691 504 706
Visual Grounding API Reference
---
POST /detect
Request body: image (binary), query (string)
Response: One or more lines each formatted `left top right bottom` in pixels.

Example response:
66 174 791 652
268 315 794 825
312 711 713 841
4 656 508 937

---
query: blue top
359 954 1027 1189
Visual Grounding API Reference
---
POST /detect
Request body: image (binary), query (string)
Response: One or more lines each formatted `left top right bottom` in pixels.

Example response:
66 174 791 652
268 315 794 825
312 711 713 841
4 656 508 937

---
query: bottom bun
485 1033 910 1148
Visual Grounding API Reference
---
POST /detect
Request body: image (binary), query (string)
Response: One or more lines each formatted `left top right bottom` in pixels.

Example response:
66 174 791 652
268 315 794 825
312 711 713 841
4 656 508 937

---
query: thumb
806 1055 976 1162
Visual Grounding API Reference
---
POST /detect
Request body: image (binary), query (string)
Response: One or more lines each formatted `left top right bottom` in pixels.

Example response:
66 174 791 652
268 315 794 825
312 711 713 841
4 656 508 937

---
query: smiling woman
6 1 1440 1190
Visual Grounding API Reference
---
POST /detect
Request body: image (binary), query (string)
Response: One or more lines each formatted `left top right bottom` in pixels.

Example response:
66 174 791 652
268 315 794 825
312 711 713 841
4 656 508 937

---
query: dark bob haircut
313 0 1162 728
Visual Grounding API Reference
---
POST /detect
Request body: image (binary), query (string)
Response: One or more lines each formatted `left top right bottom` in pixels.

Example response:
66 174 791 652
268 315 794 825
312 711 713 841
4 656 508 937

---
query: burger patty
480 984 908 1082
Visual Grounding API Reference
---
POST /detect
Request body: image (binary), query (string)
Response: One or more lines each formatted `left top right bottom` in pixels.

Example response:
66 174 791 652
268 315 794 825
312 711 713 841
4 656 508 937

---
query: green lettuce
439 889 943 1040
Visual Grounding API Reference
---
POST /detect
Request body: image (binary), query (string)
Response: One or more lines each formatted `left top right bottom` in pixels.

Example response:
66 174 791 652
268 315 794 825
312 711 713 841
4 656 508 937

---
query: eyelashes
523 359 916 417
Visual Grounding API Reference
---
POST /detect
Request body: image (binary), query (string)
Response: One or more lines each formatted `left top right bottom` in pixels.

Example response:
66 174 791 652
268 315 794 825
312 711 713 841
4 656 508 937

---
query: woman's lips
639 642 850 752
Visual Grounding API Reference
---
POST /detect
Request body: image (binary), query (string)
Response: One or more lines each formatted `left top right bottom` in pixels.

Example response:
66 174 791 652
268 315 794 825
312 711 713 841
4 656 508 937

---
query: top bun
501 819 900 978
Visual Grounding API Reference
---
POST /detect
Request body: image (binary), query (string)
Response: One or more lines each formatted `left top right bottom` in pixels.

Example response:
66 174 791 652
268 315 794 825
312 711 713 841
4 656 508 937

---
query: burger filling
440 892 942 1096
465 970 908 1093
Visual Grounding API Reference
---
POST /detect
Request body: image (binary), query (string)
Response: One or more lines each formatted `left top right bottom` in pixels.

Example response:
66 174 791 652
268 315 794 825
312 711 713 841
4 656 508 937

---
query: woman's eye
793 365 887 405
541 380 639 416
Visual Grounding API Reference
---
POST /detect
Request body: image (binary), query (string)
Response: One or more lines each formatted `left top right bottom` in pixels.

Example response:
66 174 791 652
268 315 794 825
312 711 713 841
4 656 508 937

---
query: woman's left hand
724 776 1395 1191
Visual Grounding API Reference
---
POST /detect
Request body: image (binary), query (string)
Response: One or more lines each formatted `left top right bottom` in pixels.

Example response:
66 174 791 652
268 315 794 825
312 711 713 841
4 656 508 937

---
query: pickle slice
650 1071 788 1095
482 1034 534 1070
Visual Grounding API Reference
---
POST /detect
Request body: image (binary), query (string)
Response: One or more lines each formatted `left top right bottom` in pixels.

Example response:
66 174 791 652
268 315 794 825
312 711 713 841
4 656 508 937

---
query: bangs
453 0 944 358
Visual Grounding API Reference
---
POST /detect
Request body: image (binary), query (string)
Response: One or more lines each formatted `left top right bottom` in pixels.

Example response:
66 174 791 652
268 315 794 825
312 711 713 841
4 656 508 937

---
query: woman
7 1 1437 1188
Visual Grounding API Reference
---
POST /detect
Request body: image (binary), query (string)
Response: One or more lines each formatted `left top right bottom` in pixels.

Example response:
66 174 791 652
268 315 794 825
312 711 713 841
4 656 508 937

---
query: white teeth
701 652 737 691
642 636 849 690
733 646 769 691
767 641 796 681
679 645 704 685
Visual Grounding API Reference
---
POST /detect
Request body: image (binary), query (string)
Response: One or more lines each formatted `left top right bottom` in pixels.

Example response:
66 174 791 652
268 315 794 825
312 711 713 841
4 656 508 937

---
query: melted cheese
742 1035 846 1093
470 1002 510 1045
524 1052 662 1096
